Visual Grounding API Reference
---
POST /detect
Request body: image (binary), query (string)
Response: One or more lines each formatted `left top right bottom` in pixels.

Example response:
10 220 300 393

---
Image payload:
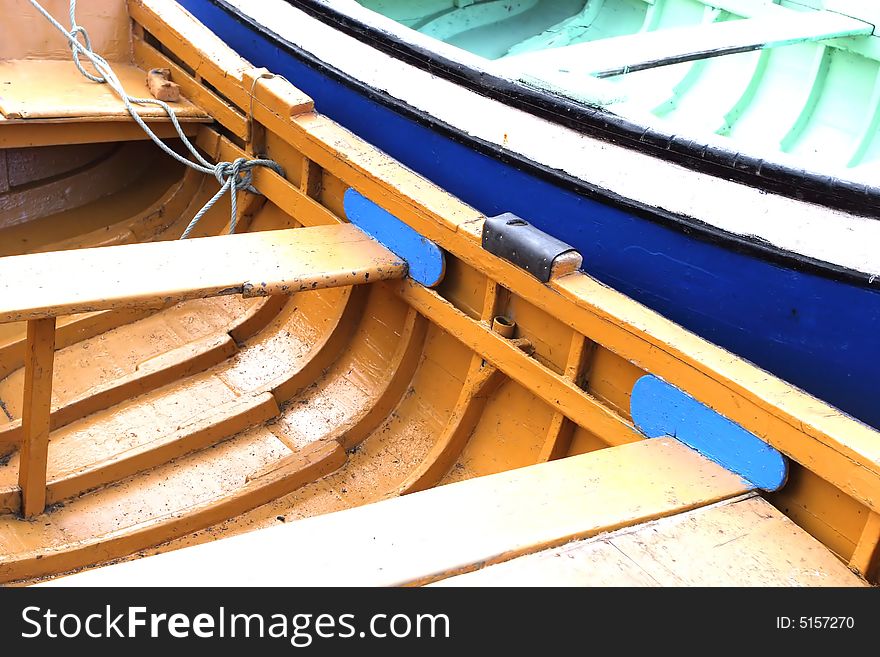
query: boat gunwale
244 0 880 253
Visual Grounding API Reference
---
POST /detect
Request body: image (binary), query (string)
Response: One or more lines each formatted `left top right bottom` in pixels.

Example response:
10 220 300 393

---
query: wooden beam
0 119 203 149
43 438 753 585
435 495 867 587
502 10 874 78
0 224 406 323
18 317 56 518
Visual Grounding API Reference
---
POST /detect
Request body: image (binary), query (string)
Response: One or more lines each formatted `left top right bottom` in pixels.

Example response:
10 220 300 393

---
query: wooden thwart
0 224 407 323
434 495 867 587
0 60 210 121
503 10 874 78
46 438 753 586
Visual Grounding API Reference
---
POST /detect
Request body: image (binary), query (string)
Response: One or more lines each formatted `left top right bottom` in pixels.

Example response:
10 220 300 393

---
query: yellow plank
0 61 210 121
0 118 203 149
0 224 406 322
46 438 752 586
18 317 56 518
435 496 867 587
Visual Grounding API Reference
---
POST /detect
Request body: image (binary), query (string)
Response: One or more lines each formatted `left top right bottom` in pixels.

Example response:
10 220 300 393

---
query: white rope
27 0 283 238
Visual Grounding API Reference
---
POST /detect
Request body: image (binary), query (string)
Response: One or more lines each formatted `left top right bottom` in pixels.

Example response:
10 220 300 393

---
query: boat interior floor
42 437 866 586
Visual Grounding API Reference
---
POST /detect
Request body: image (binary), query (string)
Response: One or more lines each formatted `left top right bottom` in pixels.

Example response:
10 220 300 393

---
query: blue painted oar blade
631 375 788 491
344 188 445 287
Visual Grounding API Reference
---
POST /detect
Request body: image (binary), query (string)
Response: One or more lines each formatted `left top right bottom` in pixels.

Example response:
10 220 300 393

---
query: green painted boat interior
355 0 880 174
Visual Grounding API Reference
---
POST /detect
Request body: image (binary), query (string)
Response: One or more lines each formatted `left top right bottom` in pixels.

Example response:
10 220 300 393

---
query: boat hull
181 0 880 429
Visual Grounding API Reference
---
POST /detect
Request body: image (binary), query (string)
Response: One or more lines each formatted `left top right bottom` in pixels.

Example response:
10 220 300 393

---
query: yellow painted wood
539 333 589 462
0 333 236 451
849 512 880 579
0 392 280 513
2 438 346 583
398 360 504 494
128 0 313 117
0 308 158 381
131 36 249 141
196 129 341 229
332 307 428 450
0 61 211 121
0 117 203 148
18 317 56 518
0 224 406 322
264 286 368 403
6 0 131 61
394 279 644 447
434 496 867 587
45 438 752 586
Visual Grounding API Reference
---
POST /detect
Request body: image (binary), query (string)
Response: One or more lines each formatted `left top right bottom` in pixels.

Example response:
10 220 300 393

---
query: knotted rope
27 0 284 238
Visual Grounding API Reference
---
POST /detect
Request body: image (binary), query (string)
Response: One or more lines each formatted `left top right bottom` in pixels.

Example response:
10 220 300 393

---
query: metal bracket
482 213 582 283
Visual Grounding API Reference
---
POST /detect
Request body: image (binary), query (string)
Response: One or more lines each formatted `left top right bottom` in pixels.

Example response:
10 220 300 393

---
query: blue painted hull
182 0 880 429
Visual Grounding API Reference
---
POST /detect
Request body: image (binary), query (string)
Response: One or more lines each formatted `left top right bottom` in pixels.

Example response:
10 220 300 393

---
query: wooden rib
18 317 55 518
0 439 346 584
639 0 666 33
538 332 590 462
229 295 290 344
398 360 504 494
395 275 507 492
0 333 236 451
849 512 880 580
299 158 323 199
0 308 159 380
51 438 752 586
847 69 880 167
131 36 249 141
332 308 428 450
779 45 831 152
266 285 369 403
394 280 644 447
718 47 772 135
652 7 723 115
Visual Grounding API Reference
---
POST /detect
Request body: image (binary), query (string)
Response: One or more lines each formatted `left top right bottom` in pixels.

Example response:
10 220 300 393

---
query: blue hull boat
179 0 880 429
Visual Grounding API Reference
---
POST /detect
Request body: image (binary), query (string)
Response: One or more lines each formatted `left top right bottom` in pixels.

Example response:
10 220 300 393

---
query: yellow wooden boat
0 0 878 587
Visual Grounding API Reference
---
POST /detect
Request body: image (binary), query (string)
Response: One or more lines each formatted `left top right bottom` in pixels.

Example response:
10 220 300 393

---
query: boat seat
432 494 867 587
0 59 212 147
0 223 407 322
1 222 407 518
500 9 874 78
45 437 761 586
